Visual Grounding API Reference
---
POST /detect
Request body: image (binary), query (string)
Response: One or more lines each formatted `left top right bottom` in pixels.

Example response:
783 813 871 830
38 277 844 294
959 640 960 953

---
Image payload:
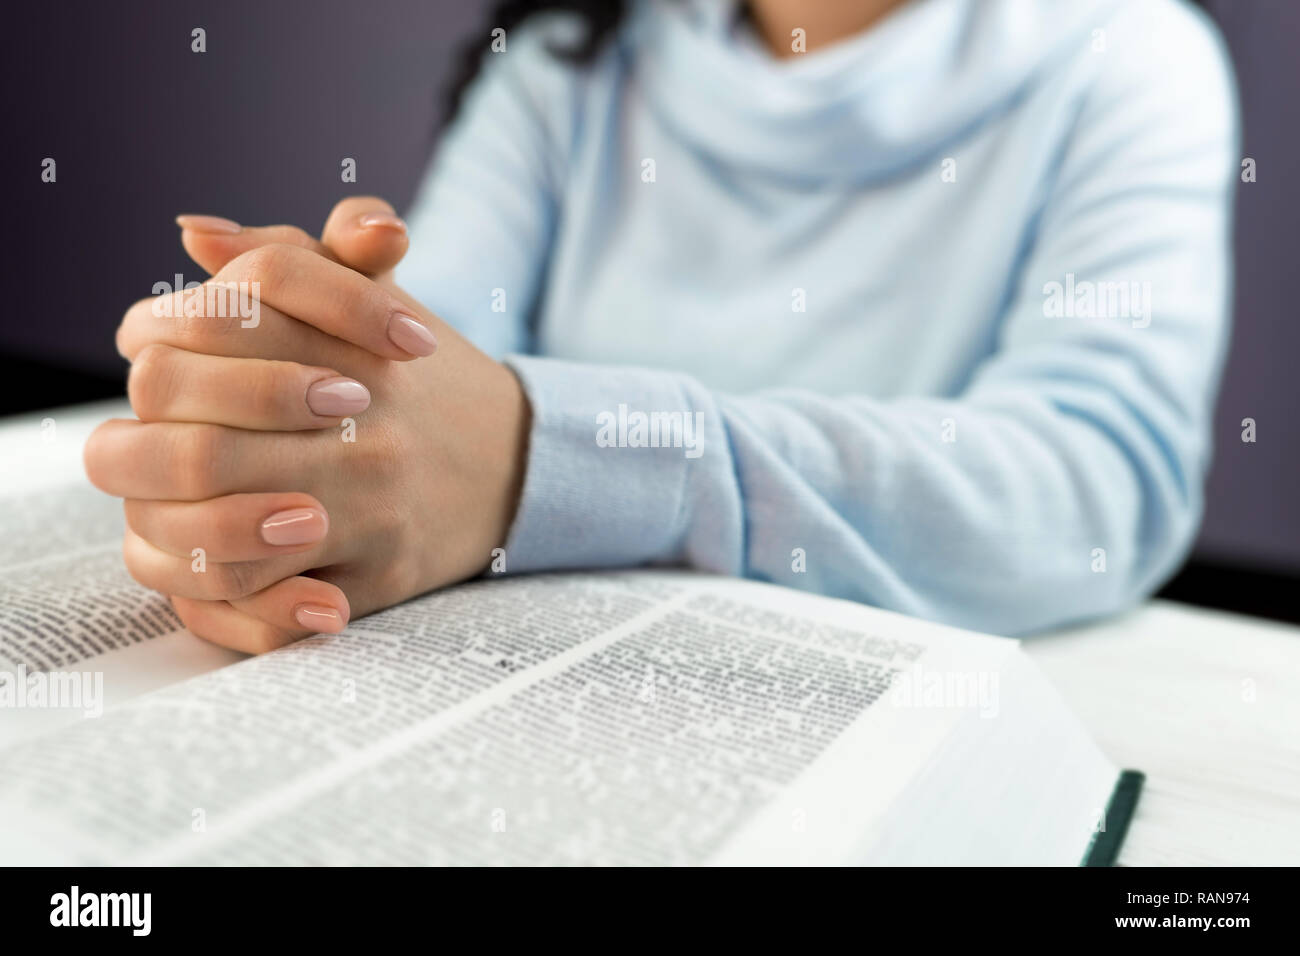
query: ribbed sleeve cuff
500 355 701 573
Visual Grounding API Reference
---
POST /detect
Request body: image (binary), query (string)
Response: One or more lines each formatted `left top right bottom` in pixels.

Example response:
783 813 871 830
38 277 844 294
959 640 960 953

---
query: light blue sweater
396 0 1237 635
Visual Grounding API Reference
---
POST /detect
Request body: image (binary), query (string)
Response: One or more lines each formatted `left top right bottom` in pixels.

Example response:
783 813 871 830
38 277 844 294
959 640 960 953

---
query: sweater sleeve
499 13 1238 636
395 16 584 358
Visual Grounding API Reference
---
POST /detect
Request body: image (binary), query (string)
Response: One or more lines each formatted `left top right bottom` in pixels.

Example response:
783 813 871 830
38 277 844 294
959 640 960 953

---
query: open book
0 403 1139 865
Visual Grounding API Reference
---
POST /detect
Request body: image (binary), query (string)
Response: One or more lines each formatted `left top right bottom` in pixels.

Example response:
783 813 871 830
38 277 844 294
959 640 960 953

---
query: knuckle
279 225 315 248
251 360 306 423
170 599 246 652
371 545 420 603
231 243 292 299
127 344 178 420
181 616 225 648
168 600 205 639
121 499 154 541
210 560 264 601
169 426 227 499
369 557 408 602
120 297 148 331
121 534 163 593
353 279 393 326
212 498 288 556
123 295 156 323
207 506 247 554
246 622 291 655
82 421 124 493
81 429 107 491
117 297 160 358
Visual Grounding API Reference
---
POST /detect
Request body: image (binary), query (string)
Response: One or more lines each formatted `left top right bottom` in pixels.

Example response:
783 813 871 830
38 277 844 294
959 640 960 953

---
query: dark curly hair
442 1 629 125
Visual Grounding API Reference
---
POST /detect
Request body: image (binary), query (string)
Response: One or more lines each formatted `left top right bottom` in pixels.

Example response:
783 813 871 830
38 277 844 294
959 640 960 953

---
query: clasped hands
85 198 531 653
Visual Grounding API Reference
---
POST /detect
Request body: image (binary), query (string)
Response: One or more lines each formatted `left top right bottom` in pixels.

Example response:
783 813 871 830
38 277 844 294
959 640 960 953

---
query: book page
0 400 127 497
0 402 243 747
0 571 997 865
698 577 1023 865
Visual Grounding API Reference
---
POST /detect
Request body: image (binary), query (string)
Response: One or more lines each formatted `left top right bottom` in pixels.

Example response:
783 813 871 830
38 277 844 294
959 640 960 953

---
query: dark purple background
2 0 1297 582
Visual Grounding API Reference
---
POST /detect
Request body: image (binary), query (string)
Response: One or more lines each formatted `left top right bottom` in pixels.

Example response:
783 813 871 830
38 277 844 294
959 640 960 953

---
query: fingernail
358 212 407 233
306 376 371 417
387 313 438 357
175 214 242 235
260 507 329 547
294 604 345 633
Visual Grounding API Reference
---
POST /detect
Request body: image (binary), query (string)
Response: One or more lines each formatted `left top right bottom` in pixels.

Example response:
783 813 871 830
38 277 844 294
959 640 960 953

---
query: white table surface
1028 601 1300 865
4 400 1298 865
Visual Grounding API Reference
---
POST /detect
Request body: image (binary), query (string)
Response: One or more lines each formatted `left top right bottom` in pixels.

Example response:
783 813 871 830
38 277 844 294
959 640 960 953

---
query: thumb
175 215 337 276
320 196 410 280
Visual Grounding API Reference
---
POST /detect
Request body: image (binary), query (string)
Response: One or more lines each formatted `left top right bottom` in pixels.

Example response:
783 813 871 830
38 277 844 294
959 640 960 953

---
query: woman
89 0 1238 652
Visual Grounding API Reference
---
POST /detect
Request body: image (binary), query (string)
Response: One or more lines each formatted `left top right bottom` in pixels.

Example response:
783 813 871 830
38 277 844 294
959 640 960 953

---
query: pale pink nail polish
294 604 345 633
387 313 438 357
358 212 407 233
260 507 329 547
306 376 370 417
175 214 242 235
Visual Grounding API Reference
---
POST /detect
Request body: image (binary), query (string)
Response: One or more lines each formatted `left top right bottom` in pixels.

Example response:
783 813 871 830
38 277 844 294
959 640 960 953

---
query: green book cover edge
1081 769 1145 867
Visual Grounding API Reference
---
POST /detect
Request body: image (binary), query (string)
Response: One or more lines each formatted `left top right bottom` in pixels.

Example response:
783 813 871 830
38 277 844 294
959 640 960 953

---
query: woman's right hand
176 194 412 285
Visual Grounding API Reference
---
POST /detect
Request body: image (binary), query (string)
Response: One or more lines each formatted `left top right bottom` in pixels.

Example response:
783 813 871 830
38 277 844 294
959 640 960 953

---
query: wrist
488 363 532 555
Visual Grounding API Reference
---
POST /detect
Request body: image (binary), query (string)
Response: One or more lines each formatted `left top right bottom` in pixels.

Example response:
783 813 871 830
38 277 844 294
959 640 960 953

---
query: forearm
500 354 1203 636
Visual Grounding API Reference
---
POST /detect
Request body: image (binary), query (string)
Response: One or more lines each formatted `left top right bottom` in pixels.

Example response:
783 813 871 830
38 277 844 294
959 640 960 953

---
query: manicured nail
358 212 407 233
387 312 438 357
306 376 370 417
260 507 329 547
175 214 242 235
294 604 345 633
